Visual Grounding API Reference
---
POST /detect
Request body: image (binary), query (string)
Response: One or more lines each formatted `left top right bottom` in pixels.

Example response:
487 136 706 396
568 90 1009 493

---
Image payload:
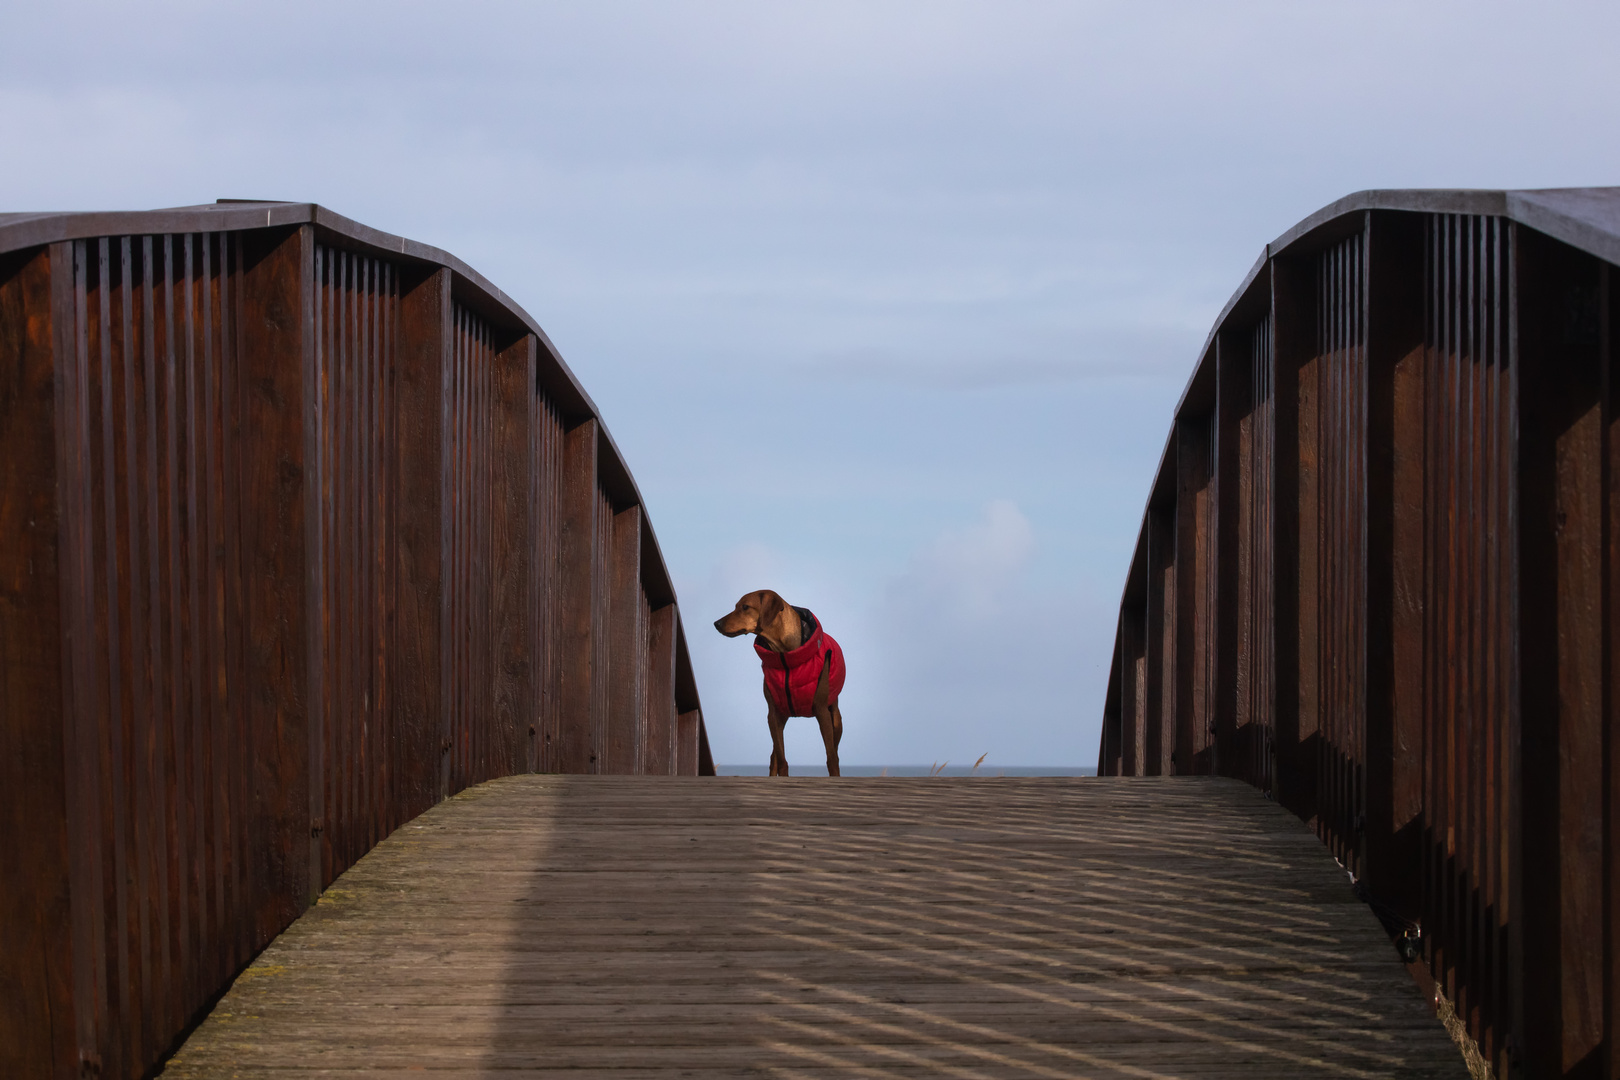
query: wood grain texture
556 420 598 774
0 245 77 1078
394 267 449 816
606 504 644 774
167 776 1465 1078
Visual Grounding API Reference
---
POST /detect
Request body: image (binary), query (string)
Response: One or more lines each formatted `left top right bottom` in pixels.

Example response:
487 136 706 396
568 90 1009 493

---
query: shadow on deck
165 776 1463 1077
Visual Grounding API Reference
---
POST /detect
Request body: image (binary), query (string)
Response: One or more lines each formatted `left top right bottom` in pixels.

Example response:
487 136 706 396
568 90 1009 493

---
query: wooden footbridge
167 777 1459 1077
5 193 1619 1078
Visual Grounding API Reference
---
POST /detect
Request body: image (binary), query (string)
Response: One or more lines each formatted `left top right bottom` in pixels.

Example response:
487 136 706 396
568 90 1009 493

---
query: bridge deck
166 776 1462 1077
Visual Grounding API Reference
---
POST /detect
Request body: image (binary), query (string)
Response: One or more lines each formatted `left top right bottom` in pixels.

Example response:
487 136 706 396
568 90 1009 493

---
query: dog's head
714 590 788 639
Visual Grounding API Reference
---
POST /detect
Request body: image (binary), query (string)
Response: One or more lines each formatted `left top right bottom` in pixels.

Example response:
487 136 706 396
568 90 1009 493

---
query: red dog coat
755 608 845 718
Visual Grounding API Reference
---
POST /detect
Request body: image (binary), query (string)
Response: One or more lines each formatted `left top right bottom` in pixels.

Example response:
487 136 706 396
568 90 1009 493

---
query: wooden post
1516 226 1606 1073
1271 251 1316 822
1214 333 1247 782
0 246 78 1078
606 504 646 773
1364 211 1426 927
1603 259 1619 1080
395 268 449 811
644 603 678 775
493 334 536 778
1144 505 1175 776
237 225 314 948
677 710 701 776
557 419 599 773
1174 417 1210 776
1120 600 1145 776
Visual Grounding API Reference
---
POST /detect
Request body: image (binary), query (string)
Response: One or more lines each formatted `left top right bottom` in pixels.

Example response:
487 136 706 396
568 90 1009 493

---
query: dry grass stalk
1433 985 1492 1080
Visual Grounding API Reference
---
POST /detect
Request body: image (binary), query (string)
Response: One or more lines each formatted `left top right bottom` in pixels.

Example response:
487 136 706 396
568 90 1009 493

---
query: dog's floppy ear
757 590 786 631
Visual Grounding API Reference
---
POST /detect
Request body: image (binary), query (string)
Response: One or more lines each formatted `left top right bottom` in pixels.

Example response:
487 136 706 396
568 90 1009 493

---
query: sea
715 765 1096 777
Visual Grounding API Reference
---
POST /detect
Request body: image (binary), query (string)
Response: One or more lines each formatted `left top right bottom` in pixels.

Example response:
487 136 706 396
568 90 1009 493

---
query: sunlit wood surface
166 776 1464 1077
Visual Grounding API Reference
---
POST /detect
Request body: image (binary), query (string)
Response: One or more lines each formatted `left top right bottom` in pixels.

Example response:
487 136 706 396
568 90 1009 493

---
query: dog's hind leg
813 652 841 777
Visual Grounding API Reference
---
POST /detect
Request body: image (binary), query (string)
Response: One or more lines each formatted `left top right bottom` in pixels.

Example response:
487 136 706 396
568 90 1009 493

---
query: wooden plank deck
165 776 1464 1078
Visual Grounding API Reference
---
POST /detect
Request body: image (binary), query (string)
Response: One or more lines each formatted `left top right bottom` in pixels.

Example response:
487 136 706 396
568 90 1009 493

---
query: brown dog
714 590 846 776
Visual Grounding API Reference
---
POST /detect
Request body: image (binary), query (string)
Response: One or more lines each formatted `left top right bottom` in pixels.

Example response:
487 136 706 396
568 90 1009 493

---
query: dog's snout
713 617 726 632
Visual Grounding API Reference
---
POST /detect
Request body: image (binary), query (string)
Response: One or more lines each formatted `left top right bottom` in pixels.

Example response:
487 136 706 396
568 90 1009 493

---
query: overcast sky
5 1 1618 768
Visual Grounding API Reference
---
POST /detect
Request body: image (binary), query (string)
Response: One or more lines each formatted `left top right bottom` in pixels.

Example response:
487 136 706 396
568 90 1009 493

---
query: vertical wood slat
439 301 498 795
1422 215 1518 1066
1279 252 1324 823
0 246 77 1078
1220 315 1275 793
1250 315 1275 793
532 393 564 773
310 245 400 889
1308 228 1368 873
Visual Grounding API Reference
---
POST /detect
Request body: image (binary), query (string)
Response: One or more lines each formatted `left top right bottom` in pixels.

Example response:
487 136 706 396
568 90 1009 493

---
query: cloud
890 499 1034 619
833 500 1102 766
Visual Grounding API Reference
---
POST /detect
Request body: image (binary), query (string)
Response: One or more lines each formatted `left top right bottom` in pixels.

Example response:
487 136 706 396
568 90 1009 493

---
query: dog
714 590 845 776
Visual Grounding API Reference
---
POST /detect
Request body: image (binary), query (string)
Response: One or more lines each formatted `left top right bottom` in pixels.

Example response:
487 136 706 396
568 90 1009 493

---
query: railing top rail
0 199 691 627
1113 185 1620 615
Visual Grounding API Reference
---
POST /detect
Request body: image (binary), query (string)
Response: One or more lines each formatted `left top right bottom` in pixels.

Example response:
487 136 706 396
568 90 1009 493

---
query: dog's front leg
766 692 789 777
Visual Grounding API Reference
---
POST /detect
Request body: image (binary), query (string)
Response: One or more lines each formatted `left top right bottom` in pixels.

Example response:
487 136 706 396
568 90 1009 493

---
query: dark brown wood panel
0 210 710 1080
606 504 645 773
1517 225 1607 1075
1270 252 1313 822
394 267 449 815
1604 259 1620 1080
643 603 677 776
676 709 701 777
1174 414 1216 776
531 392 564 774
237 225 315 947
310 243 402 891
1144 507 1174 776
556 419 599 773
1364 211 1425 933
0 245 77 1078
493 334 536 780
1120 604 1145 776
591 487 613 772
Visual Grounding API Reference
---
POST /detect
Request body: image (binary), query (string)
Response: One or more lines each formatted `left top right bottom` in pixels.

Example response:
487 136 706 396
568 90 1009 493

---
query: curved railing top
1125 185 1620 606
1179 186 1620 417
0 199 682 608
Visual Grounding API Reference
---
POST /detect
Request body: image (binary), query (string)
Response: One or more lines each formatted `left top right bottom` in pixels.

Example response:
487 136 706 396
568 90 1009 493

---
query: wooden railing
0 202 712 1080
1098 188 1620 1079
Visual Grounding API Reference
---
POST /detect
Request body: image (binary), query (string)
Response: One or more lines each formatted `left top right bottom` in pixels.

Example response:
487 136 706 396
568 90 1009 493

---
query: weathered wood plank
166 777 1464 1077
